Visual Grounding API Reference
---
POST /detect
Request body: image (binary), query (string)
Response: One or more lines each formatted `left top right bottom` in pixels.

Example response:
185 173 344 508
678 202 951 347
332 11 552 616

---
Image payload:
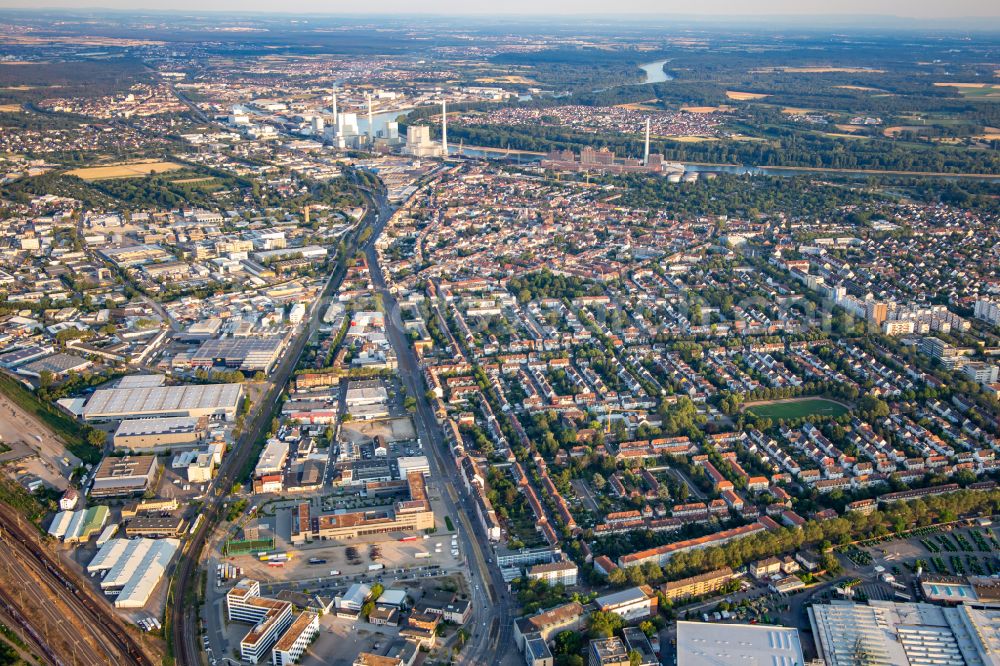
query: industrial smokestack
441 99 448 158
332 93 339 135
367 93 374 140
644 117 650 166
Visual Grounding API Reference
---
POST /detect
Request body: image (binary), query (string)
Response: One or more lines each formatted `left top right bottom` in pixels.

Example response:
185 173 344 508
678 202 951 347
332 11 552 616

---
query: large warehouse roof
809 600 999 666
82 383 242 419
88 538 179 609
677 620 804 666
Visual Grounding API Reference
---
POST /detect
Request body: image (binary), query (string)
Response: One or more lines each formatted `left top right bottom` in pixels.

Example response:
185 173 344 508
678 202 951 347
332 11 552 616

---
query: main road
363 188 516 665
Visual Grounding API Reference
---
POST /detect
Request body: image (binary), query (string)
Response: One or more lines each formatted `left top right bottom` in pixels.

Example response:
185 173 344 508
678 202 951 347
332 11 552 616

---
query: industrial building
113 416 207 451
48 505 109 542
809 599 1000 666
676 620 804 666
82 383 243 421
345 381 390 420
90 455 160 498
190 337 284 373
87 538 179 609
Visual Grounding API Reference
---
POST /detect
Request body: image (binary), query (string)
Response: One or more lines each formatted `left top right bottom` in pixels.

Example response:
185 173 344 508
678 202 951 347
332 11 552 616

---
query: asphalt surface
364 190 516 664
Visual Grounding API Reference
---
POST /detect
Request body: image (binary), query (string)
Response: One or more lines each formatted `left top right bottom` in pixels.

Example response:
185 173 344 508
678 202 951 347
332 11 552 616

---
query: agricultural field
726 91 769 100
65 159 184 181
933 82 1000 99
745 397 850 420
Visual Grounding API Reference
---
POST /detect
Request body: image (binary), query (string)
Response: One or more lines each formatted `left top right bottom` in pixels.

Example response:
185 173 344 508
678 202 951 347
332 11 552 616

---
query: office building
525 636 554 666
622 627 658 666
227 580 294 664
272 611 319 666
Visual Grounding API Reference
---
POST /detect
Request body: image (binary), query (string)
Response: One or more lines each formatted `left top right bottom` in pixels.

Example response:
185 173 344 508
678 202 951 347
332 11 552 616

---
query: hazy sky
2 0 999 20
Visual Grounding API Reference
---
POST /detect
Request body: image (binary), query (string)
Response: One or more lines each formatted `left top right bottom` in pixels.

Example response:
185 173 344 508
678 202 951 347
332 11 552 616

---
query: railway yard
0 504 156 666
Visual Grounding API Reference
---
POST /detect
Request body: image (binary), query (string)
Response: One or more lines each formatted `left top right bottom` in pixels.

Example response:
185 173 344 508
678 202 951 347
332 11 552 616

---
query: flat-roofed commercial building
291 472 433 543
255 439 289 478
272 611 319 666
594 586 657 622
82 383 243 422
113 416 206 451
808 599 1000 666
124 513 186 538
661 567 735 603
90 455 159 498
190 337 284 373
677 620 804 666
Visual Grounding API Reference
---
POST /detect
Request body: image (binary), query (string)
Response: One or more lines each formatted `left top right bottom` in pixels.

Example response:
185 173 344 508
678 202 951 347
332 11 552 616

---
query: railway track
0 595 65 666
0 505 154 666
171 182 383 666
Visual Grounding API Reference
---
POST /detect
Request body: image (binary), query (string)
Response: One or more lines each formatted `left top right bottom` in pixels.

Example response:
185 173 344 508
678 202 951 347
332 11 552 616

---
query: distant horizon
0 4 998 23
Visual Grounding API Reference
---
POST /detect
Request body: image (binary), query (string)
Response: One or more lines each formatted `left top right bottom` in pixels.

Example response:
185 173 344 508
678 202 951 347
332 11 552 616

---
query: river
639 59 673 84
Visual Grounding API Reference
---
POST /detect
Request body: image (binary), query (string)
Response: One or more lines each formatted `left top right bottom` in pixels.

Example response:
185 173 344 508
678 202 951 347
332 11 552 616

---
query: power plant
403 99 450 158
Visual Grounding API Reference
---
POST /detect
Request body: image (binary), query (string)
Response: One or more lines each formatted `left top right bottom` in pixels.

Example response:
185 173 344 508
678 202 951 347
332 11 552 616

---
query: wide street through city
364 188 516 665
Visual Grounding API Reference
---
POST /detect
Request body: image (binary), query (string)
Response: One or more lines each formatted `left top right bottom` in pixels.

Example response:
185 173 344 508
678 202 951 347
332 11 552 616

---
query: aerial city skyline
0 7 996 666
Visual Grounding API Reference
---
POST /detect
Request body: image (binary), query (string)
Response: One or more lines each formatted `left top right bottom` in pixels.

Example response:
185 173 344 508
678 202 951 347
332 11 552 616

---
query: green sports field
745 397 849 420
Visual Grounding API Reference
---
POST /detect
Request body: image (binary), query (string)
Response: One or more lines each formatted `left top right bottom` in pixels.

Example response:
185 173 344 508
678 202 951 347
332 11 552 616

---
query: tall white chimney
332 93 339 135
643 117 650 166
441 99 448 158
367 93 374 140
